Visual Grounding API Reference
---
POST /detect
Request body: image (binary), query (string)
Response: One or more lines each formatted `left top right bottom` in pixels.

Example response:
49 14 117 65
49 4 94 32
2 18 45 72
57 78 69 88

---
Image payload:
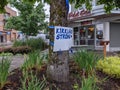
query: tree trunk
47 0 69 82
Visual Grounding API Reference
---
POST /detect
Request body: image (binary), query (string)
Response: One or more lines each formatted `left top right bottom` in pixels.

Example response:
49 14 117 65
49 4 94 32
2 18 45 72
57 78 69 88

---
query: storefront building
0 5 18 43
68 4 120 52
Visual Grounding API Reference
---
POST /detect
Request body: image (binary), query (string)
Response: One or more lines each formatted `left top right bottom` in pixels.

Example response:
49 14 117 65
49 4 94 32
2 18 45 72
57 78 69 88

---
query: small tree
5 1 47 36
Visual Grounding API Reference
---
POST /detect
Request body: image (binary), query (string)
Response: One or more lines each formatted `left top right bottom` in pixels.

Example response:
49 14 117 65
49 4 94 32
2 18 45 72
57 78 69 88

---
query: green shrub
96 56 120 78
13 40 26 47
73 50 100 75
0 52 13 56
20 71 46 90
0 56 11 88
13 38 48 50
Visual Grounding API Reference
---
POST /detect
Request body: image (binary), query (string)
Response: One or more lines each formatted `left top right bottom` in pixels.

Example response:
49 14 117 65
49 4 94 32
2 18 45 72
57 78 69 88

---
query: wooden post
100 41 110 58
103 42 106 58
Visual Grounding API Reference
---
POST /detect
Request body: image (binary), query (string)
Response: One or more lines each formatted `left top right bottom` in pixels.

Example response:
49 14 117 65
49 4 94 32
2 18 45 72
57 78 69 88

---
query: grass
0 55 11 88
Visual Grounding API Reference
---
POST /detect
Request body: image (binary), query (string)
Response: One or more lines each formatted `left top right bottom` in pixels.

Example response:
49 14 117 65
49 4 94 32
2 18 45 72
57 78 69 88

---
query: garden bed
1 50 120 90
1 61 120 90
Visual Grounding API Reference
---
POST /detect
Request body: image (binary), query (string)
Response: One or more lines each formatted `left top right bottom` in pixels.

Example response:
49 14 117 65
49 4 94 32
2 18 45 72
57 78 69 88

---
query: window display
73 25 95 45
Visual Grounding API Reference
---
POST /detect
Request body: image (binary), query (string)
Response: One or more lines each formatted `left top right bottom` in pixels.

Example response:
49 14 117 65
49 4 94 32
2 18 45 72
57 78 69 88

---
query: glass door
74 27 80 45
80 27 87 45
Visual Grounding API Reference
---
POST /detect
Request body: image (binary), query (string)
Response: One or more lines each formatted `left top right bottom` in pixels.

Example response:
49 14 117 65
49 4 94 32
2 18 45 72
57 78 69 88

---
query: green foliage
98 0 120 13
13 40 26 47
13 38 48 50
73 50 100 74
81 76 97 90
96 56 120 78
20 70 46 90
0 0 8 13
69 0 120 13
5 1 47 36
70 0 92 10
73 75 98 90
0 52 13 56
73 83 80 90
0 56 11 88
22 51 44 70
1 0 120 13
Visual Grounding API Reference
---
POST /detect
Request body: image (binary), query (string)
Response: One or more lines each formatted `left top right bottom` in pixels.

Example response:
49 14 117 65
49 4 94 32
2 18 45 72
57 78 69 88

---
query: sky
44 3 50 22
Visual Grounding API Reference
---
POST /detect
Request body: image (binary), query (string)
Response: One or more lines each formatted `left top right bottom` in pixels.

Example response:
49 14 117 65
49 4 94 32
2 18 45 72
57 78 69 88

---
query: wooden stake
103 42 106 58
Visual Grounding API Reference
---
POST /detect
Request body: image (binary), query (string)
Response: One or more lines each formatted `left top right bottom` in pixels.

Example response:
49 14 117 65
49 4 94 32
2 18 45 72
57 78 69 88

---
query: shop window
88 27 94 45
73 25 95 46
96 24 103 46
74 27 79 45
80 27 87 45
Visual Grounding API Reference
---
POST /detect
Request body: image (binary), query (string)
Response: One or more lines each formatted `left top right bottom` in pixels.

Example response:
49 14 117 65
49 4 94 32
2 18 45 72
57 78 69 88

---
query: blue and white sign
53 26 73 52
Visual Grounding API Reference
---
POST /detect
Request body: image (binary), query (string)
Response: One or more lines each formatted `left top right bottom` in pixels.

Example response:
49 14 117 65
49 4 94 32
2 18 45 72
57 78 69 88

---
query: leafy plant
96 56 120 78
13 38 48 50
20 70 46 90
81 75 97 90
22 51 45 70
0 55 11 88
73 50 100 76
73 83 80 90
0 52 13 56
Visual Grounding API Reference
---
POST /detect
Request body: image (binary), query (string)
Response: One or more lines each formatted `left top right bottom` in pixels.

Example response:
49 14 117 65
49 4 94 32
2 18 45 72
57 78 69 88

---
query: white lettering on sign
68 9 91 20
53 26 73 52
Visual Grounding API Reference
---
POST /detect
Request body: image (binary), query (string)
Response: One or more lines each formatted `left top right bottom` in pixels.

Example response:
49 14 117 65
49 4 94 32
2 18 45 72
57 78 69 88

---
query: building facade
68 3 120 52
0 6 18 43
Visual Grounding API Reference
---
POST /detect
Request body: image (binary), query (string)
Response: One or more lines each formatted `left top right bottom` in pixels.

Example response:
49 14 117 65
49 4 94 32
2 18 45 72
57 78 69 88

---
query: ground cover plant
97 56 120 78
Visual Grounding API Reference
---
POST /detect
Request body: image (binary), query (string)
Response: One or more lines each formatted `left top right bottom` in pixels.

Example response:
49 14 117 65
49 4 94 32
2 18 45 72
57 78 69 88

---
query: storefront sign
68 9 91 20
81 20 92 26
53 26 73 52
